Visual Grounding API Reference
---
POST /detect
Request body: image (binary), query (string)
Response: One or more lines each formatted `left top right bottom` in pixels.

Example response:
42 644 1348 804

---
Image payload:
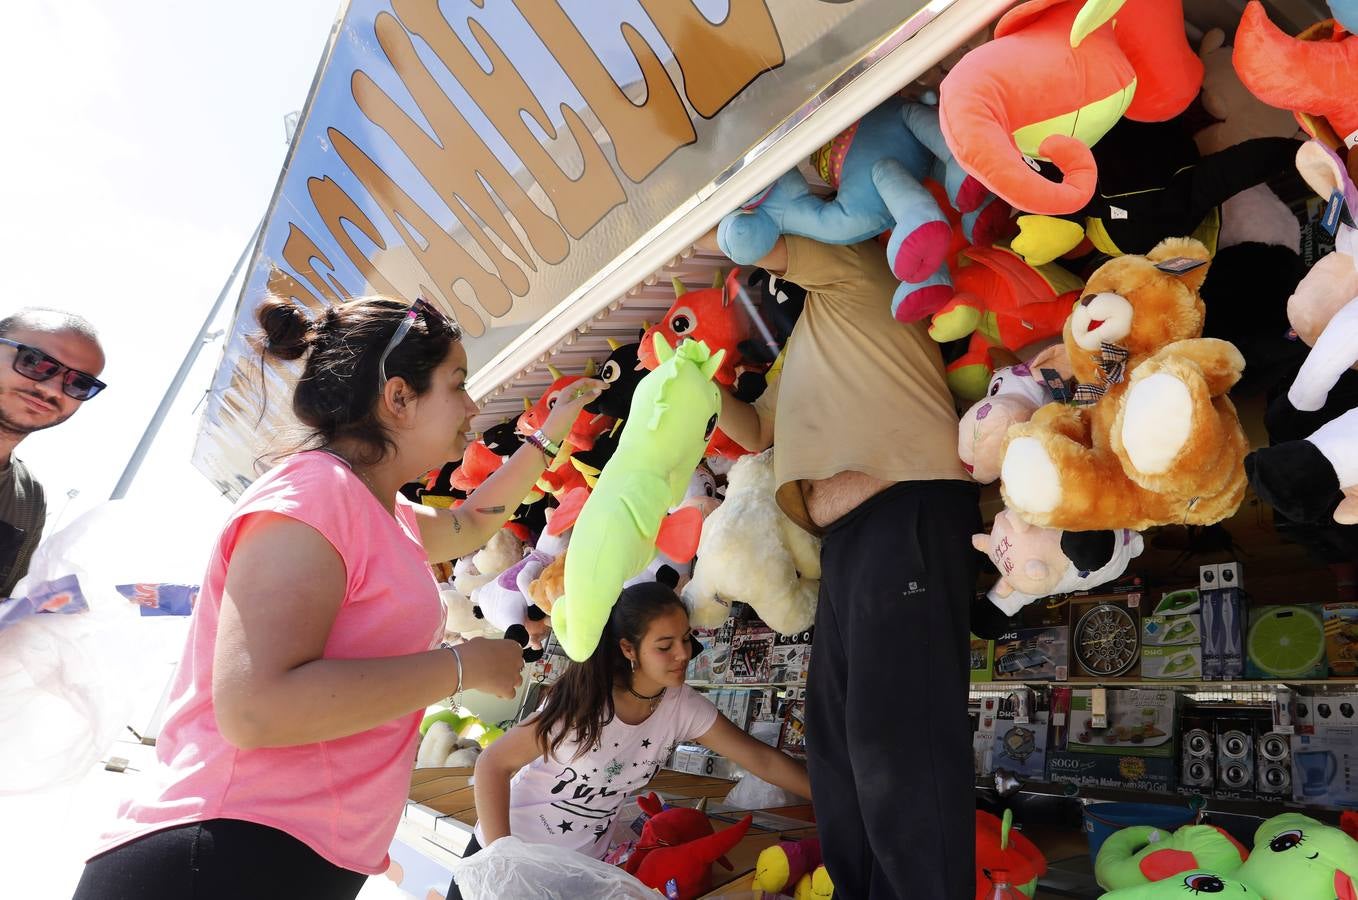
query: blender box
1291 729 1358 808
1324 604 1358 677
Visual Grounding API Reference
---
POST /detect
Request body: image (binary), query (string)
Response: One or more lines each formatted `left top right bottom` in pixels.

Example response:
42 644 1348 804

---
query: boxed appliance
991 712 1050 781
1324 604 1358 677
1045 749 1177 794
1200 563 1246 681
687 620 733 683
1245 605 1328 681
993 627 1070 681
1141 644 1202 680
1291 728 1358 808
1065 689 1178 758
1142 614 1201 647
1152 586 1201 616
729 623 776 684
970 635 995 683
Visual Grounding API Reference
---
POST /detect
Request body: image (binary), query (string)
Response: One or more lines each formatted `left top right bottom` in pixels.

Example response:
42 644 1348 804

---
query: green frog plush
1100 871 1261 899
1235 813 1358 900
1095 824 1247 891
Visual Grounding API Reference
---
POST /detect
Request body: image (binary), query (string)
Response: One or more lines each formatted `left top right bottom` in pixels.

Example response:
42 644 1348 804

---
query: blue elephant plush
717 99 1010 322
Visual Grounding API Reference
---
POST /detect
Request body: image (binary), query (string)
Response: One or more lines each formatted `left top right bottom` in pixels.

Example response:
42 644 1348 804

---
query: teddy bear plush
973 509 1144 615
1000 237 1249 532
683 449 821 635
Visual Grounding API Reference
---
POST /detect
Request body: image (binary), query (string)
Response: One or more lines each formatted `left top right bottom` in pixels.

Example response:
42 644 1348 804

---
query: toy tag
1109 205 1128 220
1153 256 1208 274
1323 189 1346 237
1041 368 1071 402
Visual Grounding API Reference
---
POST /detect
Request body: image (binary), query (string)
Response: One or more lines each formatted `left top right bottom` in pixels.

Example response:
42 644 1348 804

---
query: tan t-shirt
754 236 967 533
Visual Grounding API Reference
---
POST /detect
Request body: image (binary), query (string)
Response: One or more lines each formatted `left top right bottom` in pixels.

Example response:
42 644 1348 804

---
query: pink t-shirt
94 451 445 874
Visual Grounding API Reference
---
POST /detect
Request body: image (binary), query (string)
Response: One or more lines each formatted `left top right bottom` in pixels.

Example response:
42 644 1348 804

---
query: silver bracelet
440 641 465 710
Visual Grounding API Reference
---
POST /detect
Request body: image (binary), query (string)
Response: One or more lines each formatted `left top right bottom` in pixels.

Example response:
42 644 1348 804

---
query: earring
631 658 638 672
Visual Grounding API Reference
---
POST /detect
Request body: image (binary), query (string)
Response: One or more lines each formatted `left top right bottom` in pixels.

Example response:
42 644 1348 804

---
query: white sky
0 0 341 534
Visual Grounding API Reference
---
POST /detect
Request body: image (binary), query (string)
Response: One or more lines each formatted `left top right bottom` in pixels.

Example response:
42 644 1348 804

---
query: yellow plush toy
1000 237 1249 532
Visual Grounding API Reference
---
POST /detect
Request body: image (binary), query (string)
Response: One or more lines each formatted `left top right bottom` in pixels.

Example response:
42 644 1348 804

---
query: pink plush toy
959 361 1060 483
974 509 1145 615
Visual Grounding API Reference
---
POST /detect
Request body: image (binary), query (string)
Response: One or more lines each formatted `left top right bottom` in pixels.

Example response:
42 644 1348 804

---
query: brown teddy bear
999 237 1249 532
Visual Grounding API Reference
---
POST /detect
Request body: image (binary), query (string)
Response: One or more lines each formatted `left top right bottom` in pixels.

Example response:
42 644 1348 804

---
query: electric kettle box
1291 729 1358 807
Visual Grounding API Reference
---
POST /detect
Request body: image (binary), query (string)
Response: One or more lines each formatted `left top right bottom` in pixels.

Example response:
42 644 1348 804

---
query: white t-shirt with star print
477 684 719 858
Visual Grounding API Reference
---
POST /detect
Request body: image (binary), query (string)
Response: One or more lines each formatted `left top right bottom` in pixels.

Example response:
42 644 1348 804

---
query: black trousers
446 834 482 900
806 480 980 900
72 818 368 900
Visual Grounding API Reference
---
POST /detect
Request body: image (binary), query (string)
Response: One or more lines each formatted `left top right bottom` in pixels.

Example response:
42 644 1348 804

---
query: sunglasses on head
377 298 453 392
0 337 106 401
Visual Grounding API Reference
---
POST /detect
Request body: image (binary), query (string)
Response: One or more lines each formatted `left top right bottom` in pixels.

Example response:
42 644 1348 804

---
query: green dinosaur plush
1096 824 1247 891
1236 813 1358 900
1099 871 1262 899
554 335 724 660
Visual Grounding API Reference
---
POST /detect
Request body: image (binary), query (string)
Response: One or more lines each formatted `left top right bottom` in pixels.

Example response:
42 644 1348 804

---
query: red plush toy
518 365 615 452
1234 1 1358 183
450 440 504 492
624 793 753 900
638 270 754 387
976 809 1047 900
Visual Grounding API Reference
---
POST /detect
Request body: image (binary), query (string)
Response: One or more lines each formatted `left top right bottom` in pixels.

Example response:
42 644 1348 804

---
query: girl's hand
539 378 605 445
455 638 525 699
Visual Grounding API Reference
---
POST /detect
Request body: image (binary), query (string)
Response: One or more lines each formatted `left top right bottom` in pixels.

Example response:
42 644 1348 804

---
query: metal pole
109 219 262 500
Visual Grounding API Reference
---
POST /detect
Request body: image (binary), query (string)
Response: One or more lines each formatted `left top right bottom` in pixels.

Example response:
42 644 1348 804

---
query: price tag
1323 189 1346 237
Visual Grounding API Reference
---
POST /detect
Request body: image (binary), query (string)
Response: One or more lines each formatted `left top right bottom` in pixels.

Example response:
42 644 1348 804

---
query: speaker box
1216 717 1256 800
1179 713 1216 796
1256 724 1293 800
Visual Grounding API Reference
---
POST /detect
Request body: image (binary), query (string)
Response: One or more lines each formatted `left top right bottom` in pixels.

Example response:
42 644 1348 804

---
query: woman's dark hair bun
256 295 314 361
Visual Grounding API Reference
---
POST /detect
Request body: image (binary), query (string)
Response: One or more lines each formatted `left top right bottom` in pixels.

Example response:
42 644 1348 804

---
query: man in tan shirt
702 230 980 899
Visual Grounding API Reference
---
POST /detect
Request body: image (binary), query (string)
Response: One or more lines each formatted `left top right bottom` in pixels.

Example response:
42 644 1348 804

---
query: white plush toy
442 586 497 639
682 450 821 634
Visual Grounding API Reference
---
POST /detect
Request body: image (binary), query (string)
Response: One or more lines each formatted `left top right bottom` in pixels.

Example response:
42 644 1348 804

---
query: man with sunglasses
0 308 105 596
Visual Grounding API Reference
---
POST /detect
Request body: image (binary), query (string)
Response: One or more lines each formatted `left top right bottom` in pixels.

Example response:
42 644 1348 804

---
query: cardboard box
687 621 734 683
974 695 1002 777
729 624 776 684
991 712 1050 780
1201 589 1246 681
769 643 811 685
1292 729 1358 806
970 635 995 683
778 687 807 758
1065 689 1179 758
1245 605 1328 680
1069 593 1143 680
1046 749 1177 794
1142 614 1201 647
1324 604 1358 678
1142 645 1203 680
1020 594 1071 628
993 627 1070 681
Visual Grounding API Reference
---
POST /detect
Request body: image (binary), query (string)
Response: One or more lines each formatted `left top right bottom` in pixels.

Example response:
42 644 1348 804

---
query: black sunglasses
377 298 453 392
0 337 106 401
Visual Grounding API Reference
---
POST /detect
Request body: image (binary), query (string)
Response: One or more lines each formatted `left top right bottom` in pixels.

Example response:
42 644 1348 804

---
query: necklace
627 684 666 703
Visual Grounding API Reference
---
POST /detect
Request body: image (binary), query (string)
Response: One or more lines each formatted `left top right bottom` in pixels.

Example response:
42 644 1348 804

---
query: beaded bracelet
440 641 464 710
522 428 561 459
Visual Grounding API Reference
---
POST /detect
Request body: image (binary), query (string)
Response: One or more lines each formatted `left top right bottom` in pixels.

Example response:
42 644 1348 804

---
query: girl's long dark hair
533 582 689 760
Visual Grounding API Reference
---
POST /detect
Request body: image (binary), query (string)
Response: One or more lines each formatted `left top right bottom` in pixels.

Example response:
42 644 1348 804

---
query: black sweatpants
72 818 368 900
806 480 981 900
446 834 481 900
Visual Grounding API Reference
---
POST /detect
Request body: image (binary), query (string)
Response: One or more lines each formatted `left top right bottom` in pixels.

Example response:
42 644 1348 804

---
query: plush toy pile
1095 813 1358 899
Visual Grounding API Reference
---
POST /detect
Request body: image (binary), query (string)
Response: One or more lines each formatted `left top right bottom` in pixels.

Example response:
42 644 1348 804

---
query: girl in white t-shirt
458 582 810 889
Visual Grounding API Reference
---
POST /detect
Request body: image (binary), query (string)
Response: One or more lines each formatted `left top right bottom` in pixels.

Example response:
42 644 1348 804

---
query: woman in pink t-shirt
452 582 812 897
74 296 601 900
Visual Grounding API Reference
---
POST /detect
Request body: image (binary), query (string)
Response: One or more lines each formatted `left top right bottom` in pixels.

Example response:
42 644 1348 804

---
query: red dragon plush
450 440 504 492
976 809 1048 900
638 269 754 387
1233 1 1358 182
518 364 615 452
939 0 1203 216
624 794 753 900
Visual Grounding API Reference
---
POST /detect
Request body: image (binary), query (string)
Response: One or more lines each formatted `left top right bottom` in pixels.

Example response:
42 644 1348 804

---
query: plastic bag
449 837 656 900
0 499 216 796
724 772 803 810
